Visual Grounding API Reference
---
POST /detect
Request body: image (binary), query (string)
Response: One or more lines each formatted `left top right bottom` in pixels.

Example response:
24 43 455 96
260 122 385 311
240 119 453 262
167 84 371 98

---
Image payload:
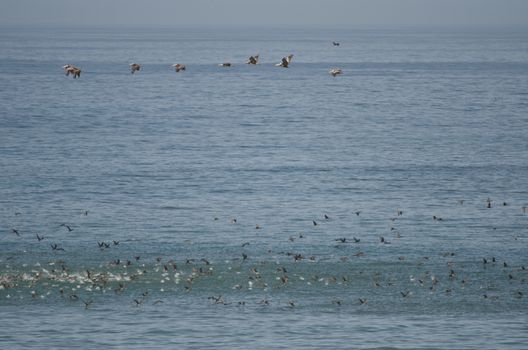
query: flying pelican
129 63 141 74
329 68 342 77
218 63 232 67
275 54 293 68
246 55 259 65
63 64 81 78
172 64 186 72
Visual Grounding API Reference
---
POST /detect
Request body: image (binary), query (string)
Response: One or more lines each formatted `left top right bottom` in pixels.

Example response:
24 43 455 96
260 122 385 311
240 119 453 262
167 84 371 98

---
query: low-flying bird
63 64 81 78
129 63 141 74
172 64 186 72
60 223 73 232
83 299 93 309
51 243 65 251
246 55 259 65
329 68 342 77
276 54 293 68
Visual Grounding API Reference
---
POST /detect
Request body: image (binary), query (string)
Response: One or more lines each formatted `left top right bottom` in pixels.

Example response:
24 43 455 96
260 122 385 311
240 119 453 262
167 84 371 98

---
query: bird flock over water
1 197 527 310
62 44 343 78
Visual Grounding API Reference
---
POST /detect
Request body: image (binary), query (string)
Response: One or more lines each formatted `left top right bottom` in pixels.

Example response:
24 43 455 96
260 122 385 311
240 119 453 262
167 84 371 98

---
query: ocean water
1 26 527 349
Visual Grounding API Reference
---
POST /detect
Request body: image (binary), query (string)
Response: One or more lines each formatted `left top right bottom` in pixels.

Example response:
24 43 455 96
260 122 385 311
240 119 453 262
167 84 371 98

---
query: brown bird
172 64 186 72
63 64 81 78
218 63 232 67
129 63 141 74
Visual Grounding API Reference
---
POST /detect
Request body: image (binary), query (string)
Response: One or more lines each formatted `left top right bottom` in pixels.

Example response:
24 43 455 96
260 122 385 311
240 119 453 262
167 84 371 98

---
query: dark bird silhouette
51 243 65 251
400 291 410 297
333 41 340 46
60 223 73 232
313 220 318 226
36 233 45 241
246 55 259 65
324 214 330 219
12 229 21 236
113 240 119 246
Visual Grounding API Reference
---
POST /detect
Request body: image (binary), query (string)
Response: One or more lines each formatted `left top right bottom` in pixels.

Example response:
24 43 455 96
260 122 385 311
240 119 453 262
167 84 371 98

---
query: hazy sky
2 0 528 27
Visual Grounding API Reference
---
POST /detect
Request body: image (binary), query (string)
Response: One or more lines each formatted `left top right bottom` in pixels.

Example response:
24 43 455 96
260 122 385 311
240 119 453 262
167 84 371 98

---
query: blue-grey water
1 26 527 349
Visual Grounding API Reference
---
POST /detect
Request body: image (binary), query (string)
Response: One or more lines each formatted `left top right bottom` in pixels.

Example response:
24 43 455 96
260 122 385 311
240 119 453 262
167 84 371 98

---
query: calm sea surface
1 26 527 349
